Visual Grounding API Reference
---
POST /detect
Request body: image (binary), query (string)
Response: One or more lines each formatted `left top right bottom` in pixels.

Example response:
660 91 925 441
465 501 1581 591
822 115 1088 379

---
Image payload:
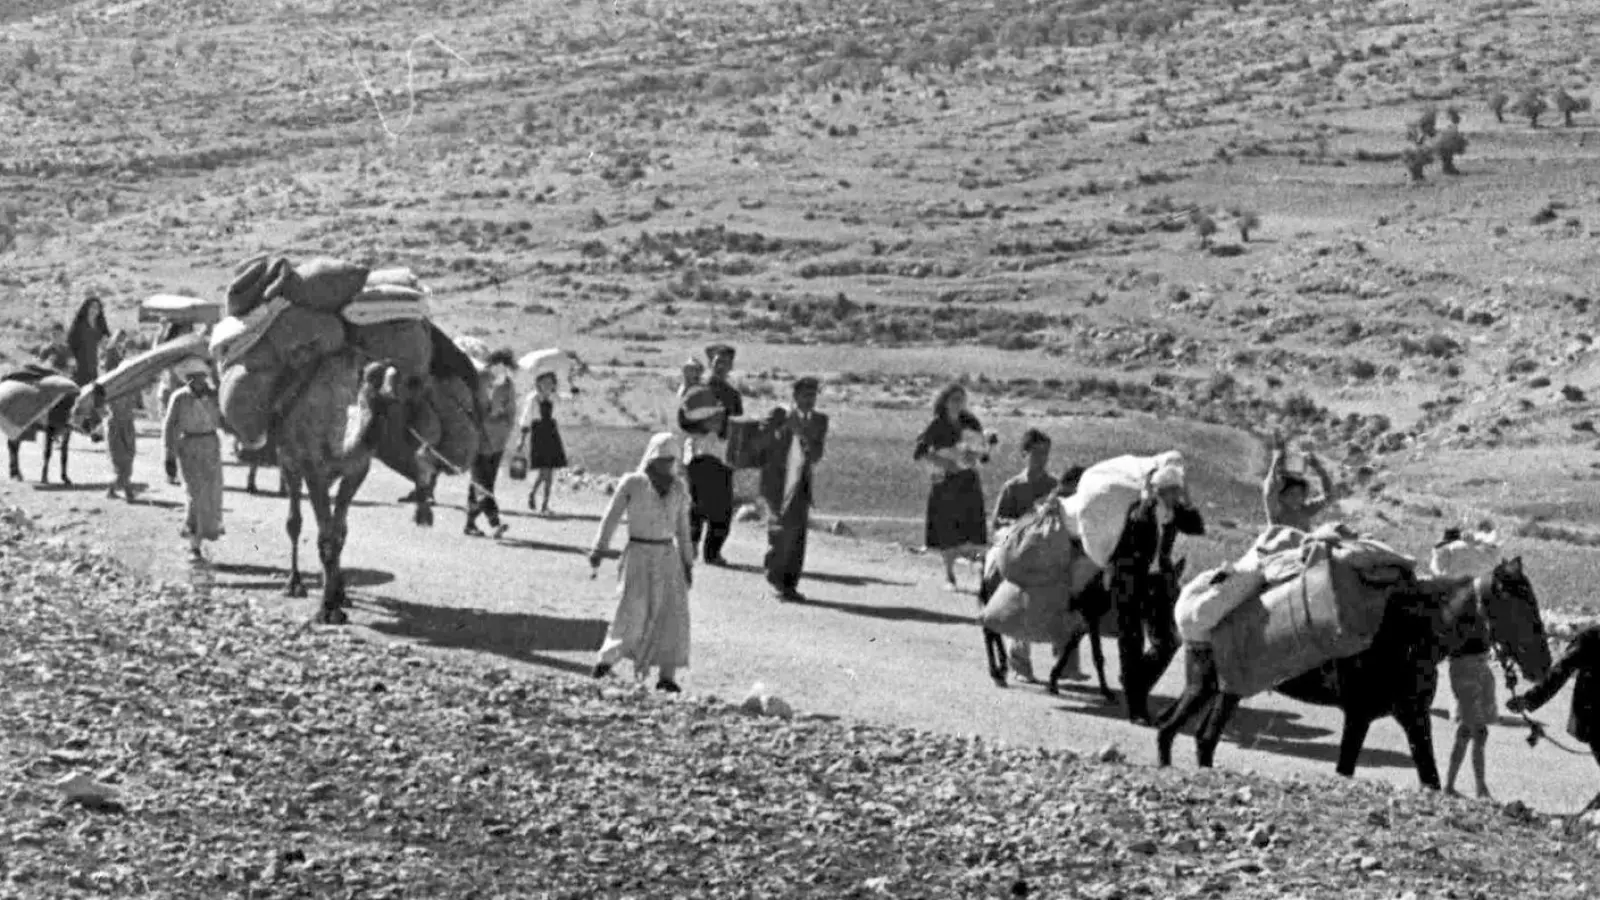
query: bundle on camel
215 256 485 526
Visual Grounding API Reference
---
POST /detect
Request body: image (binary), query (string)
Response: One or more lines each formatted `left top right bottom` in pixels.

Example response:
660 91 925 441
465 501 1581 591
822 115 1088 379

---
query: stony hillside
1 506 1597 898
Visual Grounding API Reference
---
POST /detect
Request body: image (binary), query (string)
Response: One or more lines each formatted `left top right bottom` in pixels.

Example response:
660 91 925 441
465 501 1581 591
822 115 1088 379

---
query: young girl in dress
519 371 568 514
913 383 993 592
589 432 693 693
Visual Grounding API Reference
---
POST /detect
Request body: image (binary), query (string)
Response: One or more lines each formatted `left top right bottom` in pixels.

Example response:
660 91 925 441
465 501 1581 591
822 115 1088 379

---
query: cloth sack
994 496 1083 588
228 255 300 319
219 364 280 449
979 579 1088 645
366 267 427 292
0 376 78 441
1430 532 1502 579
1176 566 1269 644
341 285 430 326
351 319 433 376
259 305 347 371
1060 450 1185 569
284 257 370 314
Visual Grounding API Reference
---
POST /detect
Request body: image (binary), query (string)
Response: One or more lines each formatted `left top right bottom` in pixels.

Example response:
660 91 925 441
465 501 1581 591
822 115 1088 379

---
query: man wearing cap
679 346 741 565
761 376 828 600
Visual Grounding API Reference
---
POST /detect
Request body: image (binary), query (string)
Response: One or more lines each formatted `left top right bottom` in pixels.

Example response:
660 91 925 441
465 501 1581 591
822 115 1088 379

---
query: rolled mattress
93 332 210 405
138 294 222 326
341 284 431 326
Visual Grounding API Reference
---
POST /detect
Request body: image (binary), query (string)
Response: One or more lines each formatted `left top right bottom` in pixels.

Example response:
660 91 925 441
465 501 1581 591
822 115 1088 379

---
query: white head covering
1150 464 1185 490
172 356 211 381
639 432 680 471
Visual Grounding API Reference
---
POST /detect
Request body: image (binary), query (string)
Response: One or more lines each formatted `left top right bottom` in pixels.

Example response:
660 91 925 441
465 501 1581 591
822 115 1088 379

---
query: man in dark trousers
679 343 743 565
1508 625 1600 811
761 377 828 601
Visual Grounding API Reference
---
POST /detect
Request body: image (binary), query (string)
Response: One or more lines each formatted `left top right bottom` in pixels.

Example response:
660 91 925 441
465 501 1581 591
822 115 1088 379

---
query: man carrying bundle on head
678 344 743 566
1263 428 1336 531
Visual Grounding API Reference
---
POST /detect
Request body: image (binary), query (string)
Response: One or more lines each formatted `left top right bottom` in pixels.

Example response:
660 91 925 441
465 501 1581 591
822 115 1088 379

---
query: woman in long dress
162 365 224 562
588 432 693 693
520 371 568 514
914 383 991 592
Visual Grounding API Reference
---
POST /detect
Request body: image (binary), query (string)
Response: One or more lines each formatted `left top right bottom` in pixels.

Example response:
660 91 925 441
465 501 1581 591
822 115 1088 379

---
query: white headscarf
639 432 680 472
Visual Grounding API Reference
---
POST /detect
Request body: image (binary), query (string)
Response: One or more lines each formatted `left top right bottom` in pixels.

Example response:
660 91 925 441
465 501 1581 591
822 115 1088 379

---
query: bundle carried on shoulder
92 331 210 405
994 496 1087 588
1210 523 1418 697
1060 450 1185 569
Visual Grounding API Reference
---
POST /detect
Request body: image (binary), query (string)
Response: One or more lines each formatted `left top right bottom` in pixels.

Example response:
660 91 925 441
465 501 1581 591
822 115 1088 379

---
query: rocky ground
2 505 1598 899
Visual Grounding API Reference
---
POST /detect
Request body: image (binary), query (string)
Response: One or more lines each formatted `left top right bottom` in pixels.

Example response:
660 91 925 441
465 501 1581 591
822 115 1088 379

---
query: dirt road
9 430 1596 814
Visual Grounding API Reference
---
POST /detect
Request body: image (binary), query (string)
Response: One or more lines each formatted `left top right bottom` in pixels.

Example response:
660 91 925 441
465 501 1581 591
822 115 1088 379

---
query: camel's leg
284 472 307 598
38 430 50 484
327 465 368 611
304 473 346 625
1334 713 1374 779
1195 693 1242 768
7 439 20 480
246 465 259 495
56 429 70 485
1395 696 1443 790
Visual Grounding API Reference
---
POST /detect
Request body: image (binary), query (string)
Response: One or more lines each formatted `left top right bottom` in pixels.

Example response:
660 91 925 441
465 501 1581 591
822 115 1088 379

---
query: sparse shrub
195 39 217 63
1236 210 1261 242
1190 210 1217 248
1445 105 1461 125
19 43 40 72
1488 91 1508 123
1402 145 1434 183
1433 127 1467 174
1553 89 1590 127
1348 358 1378 380
1407 106 1438 143
130 43 147 71
1513 90 1546 127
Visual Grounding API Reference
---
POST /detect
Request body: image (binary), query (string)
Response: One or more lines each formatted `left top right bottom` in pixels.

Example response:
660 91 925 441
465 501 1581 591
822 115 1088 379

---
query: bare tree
1402 145 1434 183
1553 89 1590 127
1433 128 1467 175
1513 90 1547 127
1487 91 1508 123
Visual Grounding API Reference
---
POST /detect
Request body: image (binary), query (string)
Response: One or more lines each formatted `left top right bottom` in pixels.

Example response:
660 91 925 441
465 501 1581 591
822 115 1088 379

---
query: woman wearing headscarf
588 432 694 693
99 331 140 501
163 361 224 562
55 296 110 486
914 383 991 592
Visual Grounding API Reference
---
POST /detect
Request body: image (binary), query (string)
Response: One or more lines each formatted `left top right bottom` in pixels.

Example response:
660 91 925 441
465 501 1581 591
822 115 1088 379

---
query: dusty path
8 430 1597 815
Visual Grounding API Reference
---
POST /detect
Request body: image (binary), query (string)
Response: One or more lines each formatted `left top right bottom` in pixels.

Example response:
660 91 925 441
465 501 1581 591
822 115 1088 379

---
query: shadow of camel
207 561 396 592
786 594 974 626
31 480 113 493
363 594 607 676
1062 697 1417 771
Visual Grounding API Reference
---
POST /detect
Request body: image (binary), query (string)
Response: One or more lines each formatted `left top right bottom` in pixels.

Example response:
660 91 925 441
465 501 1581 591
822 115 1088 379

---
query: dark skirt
925 468 987 550
527 418 567 470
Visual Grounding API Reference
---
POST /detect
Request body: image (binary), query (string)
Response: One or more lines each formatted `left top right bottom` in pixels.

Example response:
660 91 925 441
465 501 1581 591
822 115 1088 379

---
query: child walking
1431 525 1503 799
519 371 567 514
589 432 693 693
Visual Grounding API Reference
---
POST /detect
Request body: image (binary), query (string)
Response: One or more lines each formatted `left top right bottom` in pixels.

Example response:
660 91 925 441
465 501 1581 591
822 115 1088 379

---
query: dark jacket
759 407 828 511
706 378 744 438
1519 626 1600 745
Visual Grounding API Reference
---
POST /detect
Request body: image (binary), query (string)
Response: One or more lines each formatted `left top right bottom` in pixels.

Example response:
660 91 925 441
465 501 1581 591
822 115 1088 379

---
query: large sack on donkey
94 331 210 405
1176 566 1268 644
284 257 370 314
981 580 1087 645
228 255 300 319
0 375 77 441
1210 554 1396 698
424 374 484 474
1061 451 1185 569
219 364 281 449
351 319 433 376
995 497 1082 587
